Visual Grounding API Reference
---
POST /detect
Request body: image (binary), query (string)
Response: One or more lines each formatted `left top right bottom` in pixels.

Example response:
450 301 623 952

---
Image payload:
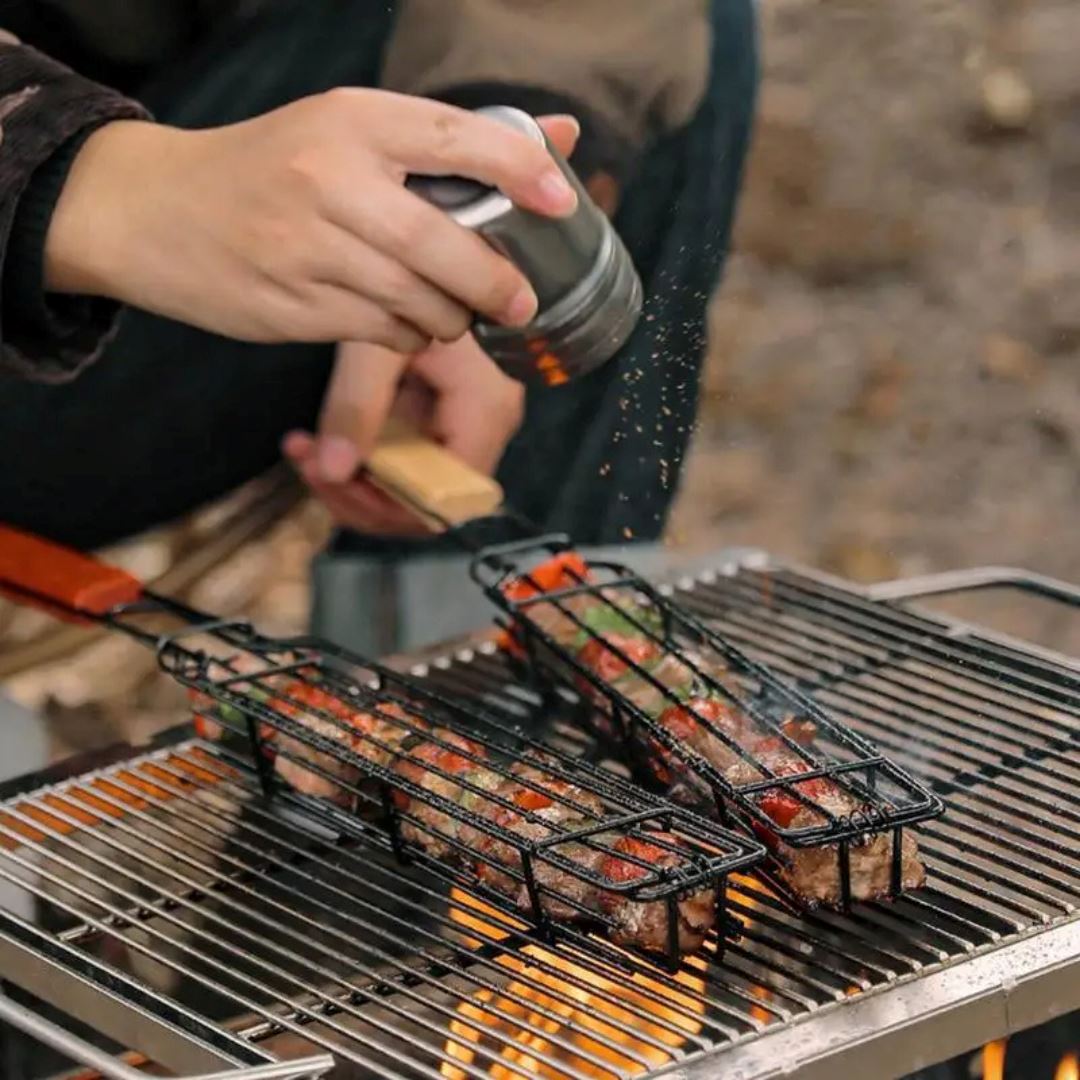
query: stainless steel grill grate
1 556 1077 1080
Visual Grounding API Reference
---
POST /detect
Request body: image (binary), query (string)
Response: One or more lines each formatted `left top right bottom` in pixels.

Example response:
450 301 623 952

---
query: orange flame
749 983 773 1026
0 751 227 850
441 889 706 1079
982 1039 1007 1080
1056 1051 1079 1080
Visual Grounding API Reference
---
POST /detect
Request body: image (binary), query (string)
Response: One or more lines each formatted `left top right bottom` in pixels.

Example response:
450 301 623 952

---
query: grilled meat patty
599 835 716 953
533 594 927 907
193 678 719 955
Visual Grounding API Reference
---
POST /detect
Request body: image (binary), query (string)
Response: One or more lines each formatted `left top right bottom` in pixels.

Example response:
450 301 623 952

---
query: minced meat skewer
522 588 927 907
193 677 721 956
600 835 716 953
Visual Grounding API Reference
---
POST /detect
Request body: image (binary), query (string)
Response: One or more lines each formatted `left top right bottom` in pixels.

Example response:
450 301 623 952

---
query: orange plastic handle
0 525 142 617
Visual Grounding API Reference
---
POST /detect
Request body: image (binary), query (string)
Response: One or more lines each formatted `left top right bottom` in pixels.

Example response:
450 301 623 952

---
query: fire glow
1056 1052 1079 1080
441 889 707 1079
981 1040 1078 1080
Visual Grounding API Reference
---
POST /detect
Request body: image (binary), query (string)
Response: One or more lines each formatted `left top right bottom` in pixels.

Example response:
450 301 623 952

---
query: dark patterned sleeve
0 42 149 383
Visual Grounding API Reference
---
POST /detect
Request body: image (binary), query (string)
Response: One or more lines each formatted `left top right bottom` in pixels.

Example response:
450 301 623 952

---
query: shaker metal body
407 106 642 386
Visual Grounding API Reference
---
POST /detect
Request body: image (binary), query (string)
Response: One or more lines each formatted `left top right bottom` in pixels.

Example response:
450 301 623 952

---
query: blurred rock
1030 383 1080 453
742 83 825 209
978 67 1035 132
732 368 811 430
1043 273 1080 342
845 348 909 423
704 289 759 399
1020 7 1080 104
981 334 1043 381
819 537 901 584
682 445 769 519
739 204 924 284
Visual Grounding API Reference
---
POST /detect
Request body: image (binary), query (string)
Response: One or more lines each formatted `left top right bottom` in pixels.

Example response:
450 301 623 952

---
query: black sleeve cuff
430 82 636 191
4 123 122 363
0 42 150 383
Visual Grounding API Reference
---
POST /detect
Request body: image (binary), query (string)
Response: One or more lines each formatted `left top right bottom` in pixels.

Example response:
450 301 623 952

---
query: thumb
317 341 410 483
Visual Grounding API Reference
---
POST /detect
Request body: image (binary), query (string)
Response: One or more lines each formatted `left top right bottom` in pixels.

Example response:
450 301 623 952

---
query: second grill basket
470 534 946 910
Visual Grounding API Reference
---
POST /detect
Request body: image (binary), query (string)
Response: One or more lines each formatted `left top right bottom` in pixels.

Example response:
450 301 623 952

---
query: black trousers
0 0 757 557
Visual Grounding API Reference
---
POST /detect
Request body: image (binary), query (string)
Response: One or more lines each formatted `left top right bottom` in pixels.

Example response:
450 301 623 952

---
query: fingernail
504 286 538 327
543 113 581 138
536 169 577 214
317 436 359 483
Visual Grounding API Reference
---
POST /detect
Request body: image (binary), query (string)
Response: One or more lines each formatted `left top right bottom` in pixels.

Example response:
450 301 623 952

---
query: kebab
503 557 925 907
192 679 717 955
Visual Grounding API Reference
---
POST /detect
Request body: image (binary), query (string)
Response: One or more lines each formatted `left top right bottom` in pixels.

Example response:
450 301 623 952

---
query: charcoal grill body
0 553 1077 1080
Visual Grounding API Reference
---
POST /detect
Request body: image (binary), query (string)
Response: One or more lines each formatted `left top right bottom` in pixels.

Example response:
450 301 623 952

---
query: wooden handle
367 421 504 528
0 525 142 617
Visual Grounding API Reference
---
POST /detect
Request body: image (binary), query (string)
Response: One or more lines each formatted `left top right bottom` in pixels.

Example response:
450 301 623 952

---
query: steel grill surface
0 557 1078 1079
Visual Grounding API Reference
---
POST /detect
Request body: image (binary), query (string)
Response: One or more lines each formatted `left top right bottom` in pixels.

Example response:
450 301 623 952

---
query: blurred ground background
2 0 1079 747
671 0 1080 652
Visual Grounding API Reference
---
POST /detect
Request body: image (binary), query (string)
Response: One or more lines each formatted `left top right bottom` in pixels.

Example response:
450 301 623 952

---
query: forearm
0 38 147 382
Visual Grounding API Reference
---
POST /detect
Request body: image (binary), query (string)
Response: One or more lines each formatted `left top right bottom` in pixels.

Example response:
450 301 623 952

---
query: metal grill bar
0 745 778 1078
13 795 650 1078
1 557 1078 1080
139 749 773 1045
39 772 668 1075
3 724 1073 1076
679 569 1080 743
0 994 332 1080
106 756 740 1051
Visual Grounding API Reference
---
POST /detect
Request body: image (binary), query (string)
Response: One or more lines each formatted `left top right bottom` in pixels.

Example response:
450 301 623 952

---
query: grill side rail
0 991 331 1080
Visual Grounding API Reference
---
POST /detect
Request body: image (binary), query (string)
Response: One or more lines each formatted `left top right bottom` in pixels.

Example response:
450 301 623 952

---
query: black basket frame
469 533 946 908
77 588 764 968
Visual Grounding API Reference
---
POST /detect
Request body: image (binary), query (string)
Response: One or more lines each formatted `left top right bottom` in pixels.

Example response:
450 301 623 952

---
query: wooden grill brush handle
367 419 504 528
0 525 142 617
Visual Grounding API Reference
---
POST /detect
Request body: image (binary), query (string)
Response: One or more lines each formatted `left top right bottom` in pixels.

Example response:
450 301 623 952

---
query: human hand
282 333 524 535
44 94 579 352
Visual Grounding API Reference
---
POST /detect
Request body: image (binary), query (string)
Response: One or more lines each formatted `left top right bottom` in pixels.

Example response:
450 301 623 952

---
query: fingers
317 341 411 480
381 98 578 218
319 224 472 342
283 431 432 536
284 428 359 492
326 184 538 328
321 98 584 330
411 336 525 474
284 333 522 535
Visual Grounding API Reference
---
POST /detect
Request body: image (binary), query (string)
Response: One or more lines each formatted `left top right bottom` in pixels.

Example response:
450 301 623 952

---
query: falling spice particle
622 527 634 539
